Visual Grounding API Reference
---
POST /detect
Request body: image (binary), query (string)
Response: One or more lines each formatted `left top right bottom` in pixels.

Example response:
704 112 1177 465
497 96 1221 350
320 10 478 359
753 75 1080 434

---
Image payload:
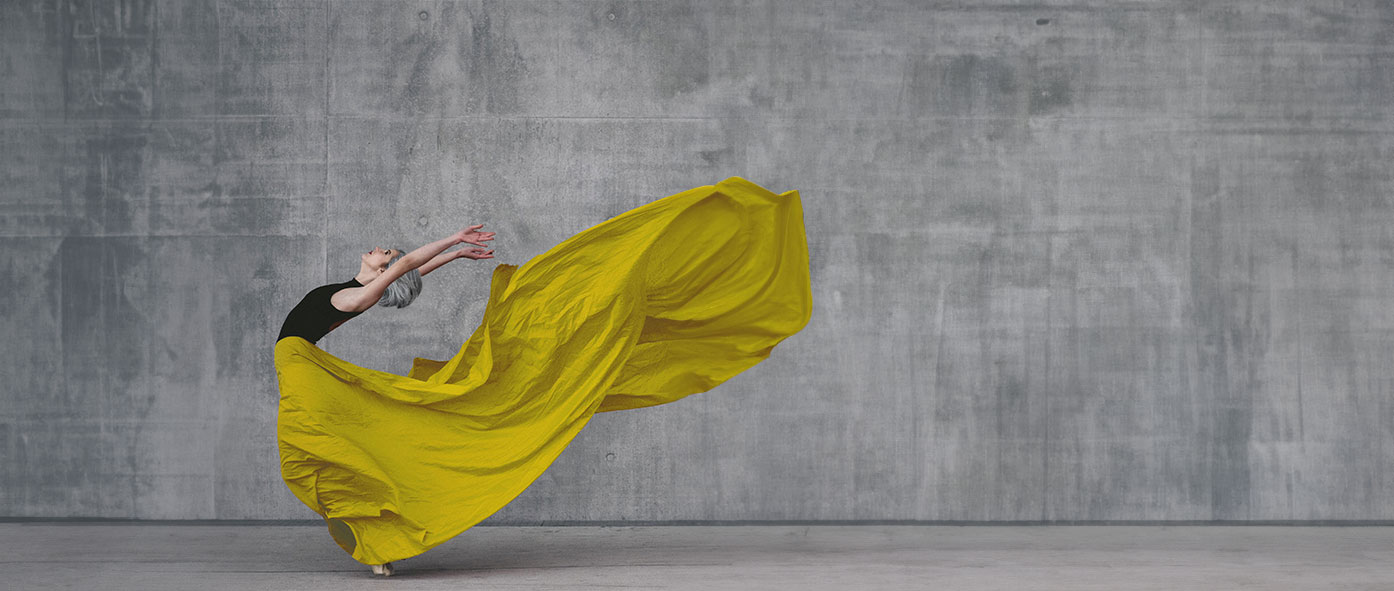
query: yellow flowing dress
273 177 811 565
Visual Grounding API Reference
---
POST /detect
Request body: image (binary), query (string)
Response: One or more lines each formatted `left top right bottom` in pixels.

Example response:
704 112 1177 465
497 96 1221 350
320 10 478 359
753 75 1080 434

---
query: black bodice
277 277 366 344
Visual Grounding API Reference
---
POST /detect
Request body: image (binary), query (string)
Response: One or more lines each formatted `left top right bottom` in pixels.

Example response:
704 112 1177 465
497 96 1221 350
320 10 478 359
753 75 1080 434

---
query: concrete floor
1 524 1390 590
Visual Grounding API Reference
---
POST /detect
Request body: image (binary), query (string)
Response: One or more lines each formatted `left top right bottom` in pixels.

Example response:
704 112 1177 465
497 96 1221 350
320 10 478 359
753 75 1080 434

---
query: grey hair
376 248 423 309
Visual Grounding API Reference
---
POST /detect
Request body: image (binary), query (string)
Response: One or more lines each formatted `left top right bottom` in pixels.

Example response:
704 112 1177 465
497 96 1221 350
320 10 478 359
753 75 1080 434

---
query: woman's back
277 278 366 344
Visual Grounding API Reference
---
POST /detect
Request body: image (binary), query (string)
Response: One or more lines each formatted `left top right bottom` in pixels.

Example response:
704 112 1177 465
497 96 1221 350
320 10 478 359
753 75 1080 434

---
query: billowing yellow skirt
273 177 811 564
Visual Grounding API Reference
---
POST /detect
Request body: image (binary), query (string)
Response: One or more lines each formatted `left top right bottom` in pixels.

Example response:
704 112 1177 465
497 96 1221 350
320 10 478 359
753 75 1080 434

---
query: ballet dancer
275 224 496 576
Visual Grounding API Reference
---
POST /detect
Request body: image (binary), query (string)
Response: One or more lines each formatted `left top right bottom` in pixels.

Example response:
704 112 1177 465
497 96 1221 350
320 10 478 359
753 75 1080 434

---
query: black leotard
277 277 366 344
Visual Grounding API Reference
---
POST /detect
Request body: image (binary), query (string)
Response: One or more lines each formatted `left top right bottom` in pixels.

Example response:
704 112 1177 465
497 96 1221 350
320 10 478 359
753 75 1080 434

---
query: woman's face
362 247 397 270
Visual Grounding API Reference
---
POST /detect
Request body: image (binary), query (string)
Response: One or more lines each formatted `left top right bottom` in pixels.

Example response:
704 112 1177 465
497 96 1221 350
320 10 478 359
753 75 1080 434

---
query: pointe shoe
370 562 394 576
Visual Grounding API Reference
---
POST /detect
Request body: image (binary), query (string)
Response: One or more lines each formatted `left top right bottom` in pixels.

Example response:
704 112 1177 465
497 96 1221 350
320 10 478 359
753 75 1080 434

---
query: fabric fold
274 176 811 564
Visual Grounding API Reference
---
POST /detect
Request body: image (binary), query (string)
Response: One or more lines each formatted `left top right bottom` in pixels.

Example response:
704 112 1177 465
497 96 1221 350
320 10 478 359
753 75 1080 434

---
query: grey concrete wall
2 0 1391 522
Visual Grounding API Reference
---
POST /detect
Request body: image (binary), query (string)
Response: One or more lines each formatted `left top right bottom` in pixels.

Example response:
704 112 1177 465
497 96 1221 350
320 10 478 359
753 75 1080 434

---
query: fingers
461 226 496 253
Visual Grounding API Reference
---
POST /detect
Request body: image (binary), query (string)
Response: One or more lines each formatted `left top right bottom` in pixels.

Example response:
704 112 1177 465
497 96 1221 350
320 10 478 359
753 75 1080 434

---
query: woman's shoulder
328 283 370 314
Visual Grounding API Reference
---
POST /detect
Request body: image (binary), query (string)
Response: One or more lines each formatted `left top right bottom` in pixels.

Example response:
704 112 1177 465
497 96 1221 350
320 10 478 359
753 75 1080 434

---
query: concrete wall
3 0 1392 522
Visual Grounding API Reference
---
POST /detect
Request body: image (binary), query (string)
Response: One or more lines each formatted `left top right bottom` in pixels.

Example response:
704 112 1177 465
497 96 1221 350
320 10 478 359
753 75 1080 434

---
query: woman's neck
354 267 382 285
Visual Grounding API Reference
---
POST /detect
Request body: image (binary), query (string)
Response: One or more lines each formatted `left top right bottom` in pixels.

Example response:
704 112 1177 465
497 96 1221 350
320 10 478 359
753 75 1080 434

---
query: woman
275 226 496 346
274 225 494 577
273 178 811 577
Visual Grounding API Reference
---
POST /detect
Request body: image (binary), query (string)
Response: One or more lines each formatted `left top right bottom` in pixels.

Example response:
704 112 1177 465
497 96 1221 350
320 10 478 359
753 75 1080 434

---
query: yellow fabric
274 177 811 564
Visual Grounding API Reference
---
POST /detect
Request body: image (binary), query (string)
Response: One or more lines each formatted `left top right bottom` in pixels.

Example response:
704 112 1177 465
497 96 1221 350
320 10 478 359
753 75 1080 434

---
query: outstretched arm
418 244 496 277
351 225 493 308
417 250 457 277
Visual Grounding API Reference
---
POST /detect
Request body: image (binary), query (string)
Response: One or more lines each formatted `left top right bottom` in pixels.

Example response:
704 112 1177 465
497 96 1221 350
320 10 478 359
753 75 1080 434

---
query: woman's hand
454 224 495 247
456 247 494 260
451 224 495 260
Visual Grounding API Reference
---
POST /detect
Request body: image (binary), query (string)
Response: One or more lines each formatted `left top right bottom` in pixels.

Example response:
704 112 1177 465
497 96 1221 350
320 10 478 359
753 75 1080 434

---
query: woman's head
362 247 422 308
